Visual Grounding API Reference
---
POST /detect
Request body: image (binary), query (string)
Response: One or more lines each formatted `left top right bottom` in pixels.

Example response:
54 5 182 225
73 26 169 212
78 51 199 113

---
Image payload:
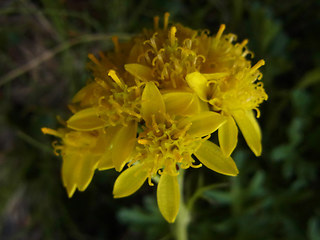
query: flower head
42 13 267 223
67 68 143 172
186 57 268 157
123 14 267 158
113 82 238 222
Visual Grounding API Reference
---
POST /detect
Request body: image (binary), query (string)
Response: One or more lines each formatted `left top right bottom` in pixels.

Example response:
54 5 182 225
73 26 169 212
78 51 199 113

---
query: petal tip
254 149 262 157
67 187 76 198
166 216 177 224
112 193 123 199
231 169 239 177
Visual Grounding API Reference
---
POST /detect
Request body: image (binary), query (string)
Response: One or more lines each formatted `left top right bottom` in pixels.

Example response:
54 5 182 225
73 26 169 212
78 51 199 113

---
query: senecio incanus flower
42 13 267 223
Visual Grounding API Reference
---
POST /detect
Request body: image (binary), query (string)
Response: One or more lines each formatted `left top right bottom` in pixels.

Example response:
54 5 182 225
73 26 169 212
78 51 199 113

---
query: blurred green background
1 0 320 239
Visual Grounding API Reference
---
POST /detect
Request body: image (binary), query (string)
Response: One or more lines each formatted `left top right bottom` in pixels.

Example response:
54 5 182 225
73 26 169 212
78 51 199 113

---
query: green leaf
297 68 320 89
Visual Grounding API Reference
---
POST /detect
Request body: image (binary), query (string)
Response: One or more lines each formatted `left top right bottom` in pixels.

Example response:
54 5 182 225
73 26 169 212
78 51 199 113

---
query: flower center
132 26 206 89
135 116 203 178
207 60 268 115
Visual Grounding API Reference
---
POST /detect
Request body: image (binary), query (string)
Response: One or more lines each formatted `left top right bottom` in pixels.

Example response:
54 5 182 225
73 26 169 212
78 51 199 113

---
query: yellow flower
122 14 267 158
42 13 267 224
67 69 142 171
182 23 267 157
112 82 238 222
186 60 268 157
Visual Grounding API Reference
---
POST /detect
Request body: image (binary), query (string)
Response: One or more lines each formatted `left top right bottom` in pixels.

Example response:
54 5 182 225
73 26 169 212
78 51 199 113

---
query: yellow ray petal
67 108 107 131
113 164 148 198
72 82 98 103
163 92 200 116
61 155 77 198
188 111 226 137
141 82 165 125
92 130 111 154
232 110 262 156
125 64 153 82
186 72 209 102
76 155 100 192
218 116 238 157
112 121 137 171
157 174 180 223
97 154 113 171
195 140 239 176
62 152 99 197
97 127 120 170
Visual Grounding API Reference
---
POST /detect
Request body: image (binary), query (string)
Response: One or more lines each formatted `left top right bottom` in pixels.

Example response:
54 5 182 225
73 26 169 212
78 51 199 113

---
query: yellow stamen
240 39 248 48
112 36 120 53
108 70 124 89
138 139 151 145
169 26 177 46
254 108 261 118
151 114 160 133
98 96 106 107
216 24 226 40
251 60 265 72
148 176 154 186
191 162 202 168
41 128 63 138
154 16 159 30
94 77 109 89
164 12 170 30
88 54 101 66
52 141 62 156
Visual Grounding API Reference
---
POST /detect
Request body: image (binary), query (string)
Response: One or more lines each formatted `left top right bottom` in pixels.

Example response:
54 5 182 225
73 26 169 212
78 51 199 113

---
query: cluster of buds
42 13 267 223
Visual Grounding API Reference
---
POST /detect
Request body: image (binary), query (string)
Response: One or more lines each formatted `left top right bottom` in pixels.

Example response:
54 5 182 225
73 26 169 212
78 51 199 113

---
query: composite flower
124 14 268 157
42 13 267 223
186 50 268 156
67 68 142 171
113 82 238 222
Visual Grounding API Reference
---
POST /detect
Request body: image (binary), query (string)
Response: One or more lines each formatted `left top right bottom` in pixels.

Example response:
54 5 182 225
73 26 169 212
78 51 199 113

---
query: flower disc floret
135 116 204 178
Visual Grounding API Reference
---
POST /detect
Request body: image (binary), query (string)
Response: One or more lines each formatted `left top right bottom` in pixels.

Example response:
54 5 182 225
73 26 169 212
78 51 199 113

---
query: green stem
16 129 53 154
187 182 229 212
175 170 190 240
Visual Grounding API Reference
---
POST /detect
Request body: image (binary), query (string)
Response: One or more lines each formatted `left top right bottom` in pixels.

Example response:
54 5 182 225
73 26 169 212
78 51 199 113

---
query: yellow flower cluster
42 13 267 223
